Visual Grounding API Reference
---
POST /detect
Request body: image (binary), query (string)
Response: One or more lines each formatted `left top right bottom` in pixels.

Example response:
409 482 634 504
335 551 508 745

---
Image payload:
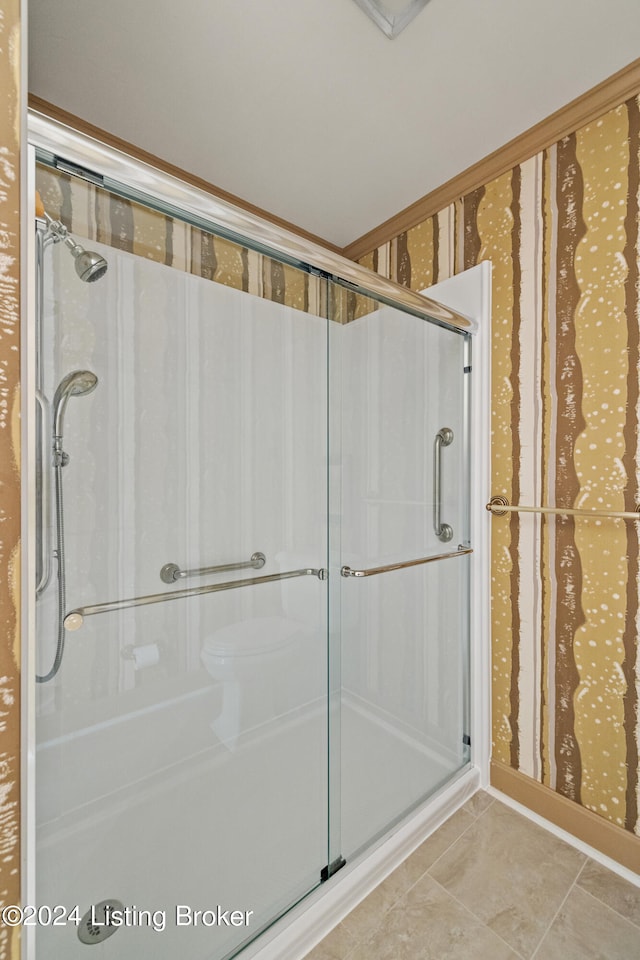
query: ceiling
28 0 640 249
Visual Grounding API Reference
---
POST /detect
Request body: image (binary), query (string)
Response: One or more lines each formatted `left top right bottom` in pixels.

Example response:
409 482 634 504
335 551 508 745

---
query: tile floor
303 792 640 960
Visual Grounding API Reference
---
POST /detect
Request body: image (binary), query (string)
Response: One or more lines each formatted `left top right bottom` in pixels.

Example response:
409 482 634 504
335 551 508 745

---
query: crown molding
344 56 640 262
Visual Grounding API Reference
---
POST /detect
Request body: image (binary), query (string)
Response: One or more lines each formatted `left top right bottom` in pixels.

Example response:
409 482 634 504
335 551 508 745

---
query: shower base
34 695 467 960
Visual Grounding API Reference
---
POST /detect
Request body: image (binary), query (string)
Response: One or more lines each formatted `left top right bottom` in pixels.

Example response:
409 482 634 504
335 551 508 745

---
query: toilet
200 554 323 749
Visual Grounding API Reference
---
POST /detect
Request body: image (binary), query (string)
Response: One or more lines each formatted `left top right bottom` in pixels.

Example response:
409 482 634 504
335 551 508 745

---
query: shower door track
28 114 477 336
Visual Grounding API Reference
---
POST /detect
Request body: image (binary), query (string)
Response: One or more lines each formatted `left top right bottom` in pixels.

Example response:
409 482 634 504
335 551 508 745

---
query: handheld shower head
40 370 98 683
53 370 98 440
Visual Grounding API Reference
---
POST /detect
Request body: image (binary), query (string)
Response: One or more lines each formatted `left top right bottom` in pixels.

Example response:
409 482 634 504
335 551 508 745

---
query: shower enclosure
27 126 478 960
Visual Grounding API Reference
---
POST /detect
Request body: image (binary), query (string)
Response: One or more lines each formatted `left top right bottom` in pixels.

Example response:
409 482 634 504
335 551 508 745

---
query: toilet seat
203 616 307 658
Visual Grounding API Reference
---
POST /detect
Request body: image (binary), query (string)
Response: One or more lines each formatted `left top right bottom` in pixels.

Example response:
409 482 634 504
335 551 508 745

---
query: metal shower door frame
22 115 492 960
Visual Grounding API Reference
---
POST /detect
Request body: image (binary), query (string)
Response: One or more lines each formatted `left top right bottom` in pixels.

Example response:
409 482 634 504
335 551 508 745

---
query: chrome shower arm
43 211 69 242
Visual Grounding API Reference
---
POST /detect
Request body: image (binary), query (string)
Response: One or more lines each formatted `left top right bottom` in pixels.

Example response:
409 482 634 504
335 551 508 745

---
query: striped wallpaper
359 95 640 839
0 1 22 956
36 165 330 319
37 167 389 338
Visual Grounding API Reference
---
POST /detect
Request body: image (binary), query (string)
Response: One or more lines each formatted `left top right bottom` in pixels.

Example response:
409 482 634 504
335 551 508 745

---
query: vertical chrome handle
35 390 52 595
433 427 453 543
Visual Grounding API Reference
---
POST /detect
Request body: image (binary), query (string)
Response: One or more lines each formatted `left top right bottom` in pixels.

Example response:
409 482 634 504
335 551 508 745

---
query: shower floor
35 698 460 960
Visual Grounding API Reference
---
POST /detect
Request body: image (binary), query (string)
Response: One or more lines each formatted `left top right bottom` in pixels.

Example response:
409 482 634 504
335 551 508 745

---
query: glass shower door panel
340 557 470 854
337 298 470 860
35 231 329 959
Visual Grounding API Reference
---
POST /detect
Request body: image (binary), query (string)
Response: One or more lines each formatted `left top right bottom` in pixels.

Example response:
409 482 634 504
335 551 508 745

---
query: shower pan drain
78 900 124 945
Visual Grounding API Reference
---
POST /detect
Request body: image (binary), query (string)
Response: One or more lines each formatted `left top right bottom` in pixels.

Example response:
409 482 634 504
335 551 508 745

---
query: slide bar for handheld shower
35 390 52 596
64 565 328 631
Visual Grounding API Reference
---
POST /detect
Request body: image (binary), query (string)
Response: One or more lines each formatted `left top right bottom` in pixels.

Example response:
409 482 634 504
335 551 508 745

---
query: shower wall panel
340 308 465 739
335 296 471 859
37 239 328 806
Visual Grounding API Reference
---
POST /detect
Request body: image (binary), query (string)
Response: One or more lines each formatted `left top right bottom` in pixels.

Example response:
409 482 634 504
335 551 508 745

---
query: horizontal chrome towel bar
487 496 640 521
64 566 327 631
160 551 266 584
341 547 473 578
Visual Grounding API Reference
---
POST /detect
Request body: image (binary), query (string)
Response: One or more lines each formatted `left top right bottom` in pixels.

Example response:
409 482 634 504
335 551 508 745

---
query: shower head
63 236 109 283
53 370 98 440
42 212 108 283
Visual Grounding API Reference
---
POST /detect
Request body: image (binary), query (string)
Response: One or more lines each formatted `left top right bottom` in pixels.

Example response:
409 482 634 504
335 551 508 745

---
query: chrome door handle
341 546 472 578
433 427 453 543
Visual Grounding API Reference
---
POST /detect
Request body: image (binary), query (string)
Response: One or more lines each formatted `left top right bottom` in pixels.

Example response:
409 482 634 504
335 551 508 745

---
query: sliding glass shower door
32 157 473 960
34 210 330 959
330 287 471 860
